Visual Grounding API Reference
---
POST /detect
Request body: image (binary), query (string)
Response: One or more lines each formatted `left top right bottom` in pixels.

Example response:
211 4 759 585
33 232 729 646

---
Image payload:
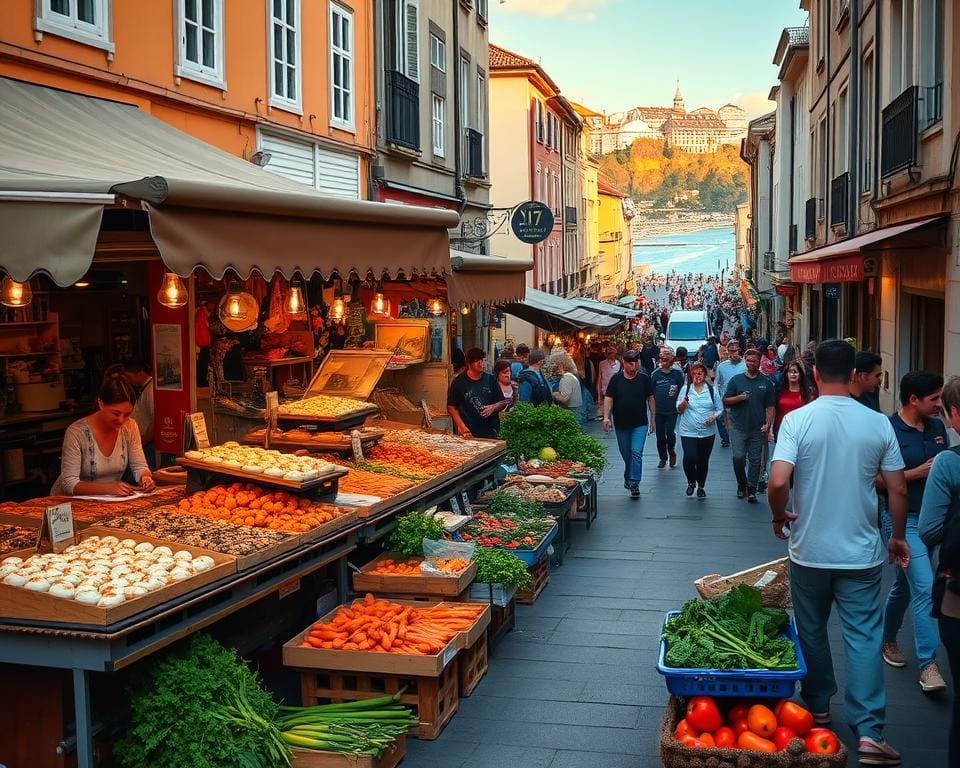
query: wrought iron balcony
881 86 918 178
385 69 420 151
830 172 849 227
465 128 485 178
805 197 817 239
565 206 577 227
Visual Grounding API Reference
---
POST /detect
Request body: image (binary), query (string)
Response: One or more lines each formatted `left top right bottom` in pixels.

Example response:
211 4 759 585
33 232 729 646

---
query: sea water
632 226 735 277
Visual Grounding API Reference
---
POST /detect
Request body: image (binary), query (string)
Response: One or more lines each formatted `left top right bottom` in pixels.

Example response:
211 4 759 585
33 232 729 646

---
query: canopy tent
0 77 460 286
570 295 640 320
500 288 623 333
447 250 532 308
617 295 640 305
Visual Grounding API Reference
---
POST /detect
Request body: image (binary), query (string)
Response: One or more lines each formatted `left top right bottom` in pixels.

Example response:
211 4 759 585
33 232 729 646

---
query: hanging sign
36 503 75 553
510 201 555 244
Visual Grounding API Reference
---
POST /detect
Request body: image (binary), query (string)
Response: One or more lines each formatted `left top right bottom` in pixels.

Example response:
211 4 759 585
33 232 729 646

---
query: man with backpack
920 374 960 767
651 347 686 468
517 349 553 406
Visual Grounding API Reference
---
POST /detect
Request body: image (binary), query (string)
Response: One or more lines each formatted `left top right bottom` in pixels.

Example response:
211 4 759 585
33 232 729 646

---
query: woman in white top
676 361 724 499
553 355 584 424
51 375 155 497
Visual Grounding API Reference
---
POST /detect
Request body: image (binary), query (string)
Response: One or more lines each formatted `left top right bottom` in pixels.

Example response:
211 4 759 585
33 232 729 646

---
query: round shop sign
510 201 555 244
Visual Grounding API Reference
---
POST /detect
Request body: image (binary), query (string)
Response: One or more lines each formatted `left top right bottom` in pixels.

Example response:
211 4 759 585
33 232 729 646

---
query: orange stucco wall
0 1 374 188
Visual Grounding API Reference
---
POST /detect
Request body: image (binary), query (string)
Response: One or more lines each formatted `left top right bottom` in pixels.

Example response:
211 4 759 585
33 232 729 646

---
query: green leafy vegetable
386 511 447 556
499 403 606 470
484 491 545 520
662 585 798 670
116 634 288 768
473 546 533 590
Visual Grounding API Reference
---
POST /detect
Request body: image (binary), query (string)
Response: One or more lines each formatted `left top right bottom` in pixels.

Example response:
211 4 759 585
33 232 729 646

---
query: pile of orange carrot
301 593 485 654
367 557 423 575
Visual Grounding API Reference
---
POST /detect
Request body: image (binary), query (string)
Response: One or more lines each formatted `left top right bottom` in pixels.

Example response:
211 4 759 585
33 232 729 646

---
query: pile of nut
0 524 38 554
278 394 371 418
102 510 293 555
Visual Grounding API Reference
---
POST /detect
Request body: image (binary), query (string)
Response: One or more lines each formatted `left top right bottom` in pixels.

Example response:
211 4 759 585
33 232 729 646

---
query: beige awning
0 77 459 285
446 250 532 308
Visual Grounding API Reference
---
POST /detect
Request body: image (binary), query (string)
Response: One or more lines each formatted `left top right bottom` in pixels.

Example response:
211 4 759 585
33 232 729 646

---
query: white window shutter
404 0 419 81
259 133 316 187
315 146 361 199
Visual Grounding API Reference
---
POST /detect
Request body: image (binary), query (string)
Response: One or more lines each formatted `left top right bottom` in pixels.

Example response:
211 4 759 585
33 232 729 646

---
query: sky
488 1 808 119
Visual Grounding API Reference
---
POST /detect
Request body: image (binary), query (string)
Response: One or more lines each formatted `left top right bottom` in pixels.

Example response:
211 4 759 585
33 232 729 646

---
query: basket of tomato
660 695 847 768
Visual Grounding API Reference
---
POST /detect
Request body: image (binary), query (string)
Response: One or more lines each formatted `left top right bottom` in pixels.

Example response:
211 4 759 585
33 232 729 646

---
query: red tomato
738 731 777 753
773 699 787 719
713 726 736 748
698 733 716 748
747 704 777 738
773 726 797 751
727 704 749 724
732 719 751 738
805 728 840 755
674 719 698 740
686 696 723 733
679 734 704 748
777 701 814 736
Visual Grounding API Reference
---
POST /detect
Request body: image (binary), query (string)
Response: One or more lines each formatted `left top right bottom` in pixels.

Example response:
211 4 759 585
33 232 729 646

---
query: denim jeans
789 561 886 741
880 512 939 668
730 425 764 490
717 410 730 444
654 412 678 461
614 426 648 487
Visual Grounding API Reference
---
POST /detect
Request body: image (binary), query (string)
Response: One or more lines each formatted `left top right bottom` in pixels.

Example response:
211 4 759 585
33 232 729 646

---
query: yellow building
570 102 603 298
597 177 634 300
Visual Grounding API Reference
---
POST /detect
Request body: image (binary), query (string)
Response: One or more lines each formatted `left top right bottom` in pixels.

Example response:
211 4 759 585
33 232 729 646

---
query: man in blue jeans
878 370 948 693
768 339 910 766
602 349 655 499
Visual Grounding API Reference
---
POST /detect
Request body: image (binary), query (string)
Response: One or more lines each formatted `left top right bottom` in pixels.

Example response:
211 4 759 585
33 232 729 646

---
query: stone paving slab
402 426 951 768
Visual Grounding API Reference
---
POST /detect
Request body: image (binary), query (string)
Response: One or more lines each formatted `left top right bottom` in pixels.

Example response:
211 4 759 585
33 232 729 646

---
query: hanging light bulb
287 281 306 314
157 272 187 308
330 297 346 321
219 279 253 322
460 305 471 316
369 281 391 317
1 277 32 308
429 296 445 316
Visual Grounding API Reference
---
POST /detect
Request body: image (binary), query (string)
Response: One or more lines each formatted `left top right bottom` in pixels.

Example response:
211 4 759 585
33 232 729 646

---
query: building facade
763 0 955 411
1 1 375 197
571 102 604 298
597 177 634 301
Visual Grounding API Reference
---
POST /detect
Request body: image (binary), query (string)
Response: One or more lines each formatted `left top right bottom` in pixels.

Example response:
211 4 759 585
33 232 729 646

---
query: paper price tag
265 391 279 449
449 495 462 516
37 503 75 553
351 429 364 462
278 576 301 600
459 491 473 517
442 643 456 668
189 411 210 449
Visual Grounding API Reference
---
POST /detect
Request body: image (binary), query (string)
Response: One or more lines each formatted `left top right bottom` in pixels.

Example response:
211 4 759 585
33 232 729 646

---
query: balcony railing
805 197 817 239
881 85 918 178
830 172 849 227
385 69 420 151
565 206 577 227
465 128 485 178
922 82 943 129
789 223 798 253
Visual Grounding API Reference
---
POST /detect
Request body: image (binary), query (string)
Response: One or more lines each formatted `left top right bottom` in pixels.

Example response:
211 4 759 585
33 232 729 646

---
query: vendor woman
51 375 156 497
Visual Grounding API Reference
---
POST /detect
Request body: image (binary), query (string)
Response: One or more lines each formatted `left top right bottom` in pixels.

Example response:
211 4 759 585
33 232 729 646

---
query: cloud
499 0 607 19
728 91 776 119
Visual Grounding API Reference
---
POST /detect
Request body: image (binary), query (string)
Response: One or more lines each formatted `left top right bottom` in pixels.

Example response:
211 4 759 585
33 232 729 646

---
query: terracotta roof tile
597 176 626 197
489 43 535 69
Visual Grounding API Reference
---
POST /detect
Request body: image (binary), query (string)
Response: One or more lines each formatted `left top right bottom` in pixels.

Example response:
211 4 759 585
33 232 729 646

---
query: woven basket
694 558 790 608
659 697 849 768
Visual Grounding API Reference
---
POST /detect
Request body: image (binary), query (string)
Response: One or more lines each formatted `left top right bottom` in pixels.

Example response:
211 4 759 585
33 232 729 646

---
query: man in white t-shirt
768 339 910 767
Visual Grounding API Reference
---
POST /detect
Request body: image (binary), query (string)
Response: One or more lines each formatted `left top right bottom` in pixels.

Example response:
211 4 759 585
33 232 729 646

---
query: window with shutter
403 0 420 81
258 131 360 199
330 3 354 129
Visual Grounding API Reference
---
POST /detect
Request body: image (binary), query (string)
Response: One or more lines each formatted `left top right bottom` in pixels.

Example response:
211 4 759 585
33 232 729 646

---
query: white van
664 310 709 358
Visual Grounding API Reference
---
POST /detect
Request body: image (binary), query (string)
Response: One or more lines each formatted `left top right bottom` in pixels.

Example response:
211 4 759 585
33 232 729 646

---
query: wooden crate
291 736 405 768
515 555 550 605
457 631 488 697
299 664 459 740
352 551 477 598
0 526 236 626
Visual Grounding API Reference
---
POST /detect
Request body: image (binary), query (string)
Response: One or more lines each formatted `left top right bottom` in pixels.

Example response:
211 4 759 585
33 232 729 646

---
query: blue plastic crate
497 523 558 565
657 610 807 698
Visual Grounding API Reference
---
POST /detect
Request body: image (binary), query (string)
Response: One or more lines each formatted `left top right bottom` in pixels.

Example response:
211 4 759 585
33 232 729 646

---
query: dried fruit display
102 510 293 556
381 430 495 459
364 444 459 478
278 394 373 418
0 524 38 554
176 483 353 533
182 442 340 482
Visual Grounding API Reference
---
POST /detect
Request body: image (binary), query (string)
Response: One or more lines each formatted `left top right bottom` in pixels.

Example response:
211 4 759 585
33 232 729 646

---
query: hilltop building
590 85 748 155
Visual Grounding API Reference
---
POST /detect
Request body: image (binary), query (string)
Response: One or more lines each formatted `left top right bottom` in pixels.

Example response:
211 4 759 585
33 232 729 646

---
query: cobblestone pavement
403 424 952 768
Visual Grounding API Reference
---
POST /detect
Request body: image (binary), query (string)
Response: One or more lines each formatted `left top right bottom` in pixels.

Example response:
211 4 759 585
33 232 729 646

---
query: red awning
788 216 945 284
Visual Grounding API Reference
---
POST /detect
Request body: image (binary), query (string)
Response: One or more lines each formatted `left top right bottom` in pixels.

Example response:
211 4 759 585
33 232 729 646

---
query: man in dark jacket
517 350 553 405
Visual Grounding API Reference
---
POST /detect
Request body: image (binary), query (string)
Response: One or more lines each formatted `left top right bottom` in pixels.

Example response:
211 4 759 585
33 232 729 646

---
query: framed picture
374 319 430 364
153 324 183 391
